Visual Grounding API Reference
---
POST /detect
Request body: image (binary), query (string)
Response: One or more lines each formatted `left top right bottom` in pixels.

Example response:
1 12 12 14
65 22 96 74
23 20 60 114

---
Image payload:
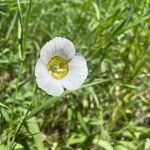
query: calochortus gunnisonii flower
35 37 88 96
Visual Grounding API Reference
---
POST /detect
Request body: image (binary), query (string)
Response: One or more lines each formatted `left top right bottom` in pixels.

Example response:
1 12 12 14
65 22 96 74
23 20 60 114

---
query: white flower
35 37 88 96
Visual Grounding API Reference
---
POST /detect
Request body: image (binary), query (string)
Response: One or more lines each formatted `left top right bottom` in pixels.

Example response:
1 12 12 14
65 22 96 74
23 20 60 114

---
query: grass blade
77 111 90 135
27 96 60 119
27 117 45 150
17 0 24 60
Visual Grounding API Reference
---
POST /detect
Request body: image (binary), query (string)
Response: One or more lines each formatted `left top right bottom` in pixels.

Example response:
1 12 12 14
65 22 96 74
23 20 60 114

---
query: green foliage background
0 0 150 149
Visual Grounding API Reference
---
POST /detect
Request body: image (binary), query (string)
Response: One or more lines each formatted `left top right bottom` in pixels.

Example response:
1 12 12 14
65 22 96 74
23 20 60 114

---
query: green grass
0 0 150 149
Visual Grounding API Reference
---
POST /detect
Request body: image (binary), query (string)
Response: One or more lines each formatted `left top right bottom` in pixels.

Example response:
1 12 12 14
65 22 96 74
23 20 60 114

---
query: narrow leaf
77 111 90 135
27 117 45 150
93 139 113 150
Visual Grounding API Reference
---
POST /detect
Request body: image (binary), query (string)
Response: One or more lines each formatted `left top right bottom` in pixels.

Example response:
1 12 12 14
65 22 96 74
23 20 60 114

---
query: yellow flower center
47 56 68 79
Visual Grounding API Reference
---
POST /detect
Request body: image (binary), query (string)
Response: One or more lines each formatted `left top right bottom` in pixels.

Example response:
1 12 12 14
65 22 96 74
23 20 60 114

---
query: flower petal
35 59 64 96
40 37 75 64
52 37 75 60
61 54 88 90
40 41 56 64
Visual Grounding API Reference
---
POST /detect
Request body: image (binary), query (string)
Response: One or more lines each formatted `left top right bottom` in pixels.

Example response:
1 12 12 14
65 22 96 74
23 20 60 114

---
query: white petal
35 59 64 96
61 55 88 90
51 37 75 60
35 58 48 78
40 37 75 65
40 41 56 64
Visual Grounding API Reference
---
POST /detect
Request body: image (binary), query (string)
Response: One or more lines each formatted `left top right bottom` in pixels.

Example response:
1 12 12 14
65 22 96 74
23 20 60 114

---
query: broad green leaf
27 117 45 150
118 141 136 150
14 143 23 150
67 134 86 145
114 145 128 150
93 139 113 150
0 108 10 122
144 138 150 150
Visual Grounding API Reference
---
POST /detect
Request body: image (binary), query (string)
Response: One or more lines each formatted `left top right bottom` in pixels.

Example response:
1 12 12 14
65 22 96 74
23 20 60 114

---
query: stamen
47 56 68 79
